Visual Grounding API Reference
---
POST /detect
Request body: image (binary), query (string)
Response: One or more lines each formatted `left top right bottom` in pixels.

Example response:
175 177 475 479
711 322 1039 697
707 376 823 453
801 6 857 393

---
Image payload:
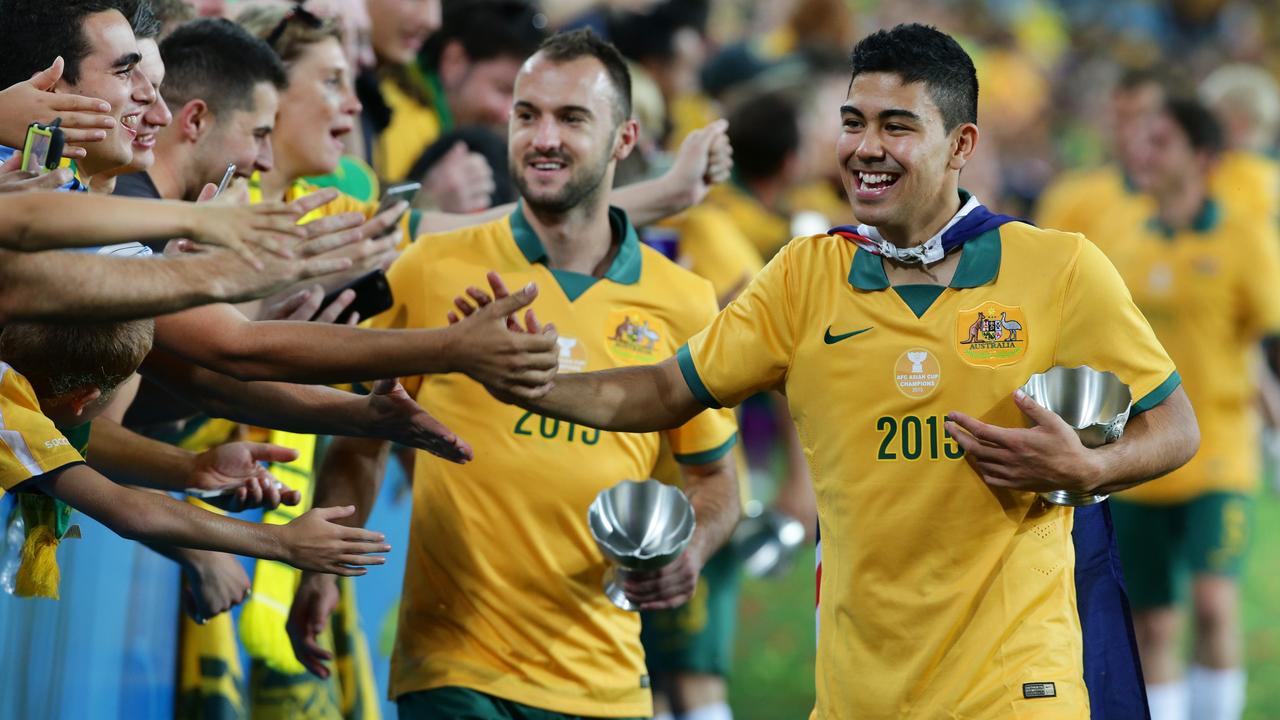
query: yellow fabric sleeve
0 366 85 492
1053 238 1179 411
681 241 797 408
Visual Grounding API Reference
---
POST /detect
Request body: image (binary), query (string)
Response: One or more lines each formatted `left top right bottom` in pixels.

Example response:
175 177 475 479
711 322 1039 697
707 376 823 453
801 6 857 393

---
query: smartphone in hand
320 269 395 324
377 181 421 217
213 163 237 197
21 119 65 175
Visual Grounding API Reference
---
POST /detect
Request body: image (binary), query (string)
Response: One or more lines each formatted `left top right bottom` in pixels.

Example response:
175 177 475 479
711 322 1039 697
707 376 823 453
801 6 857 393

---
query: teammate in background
477 24 1200 718
703 92 801 258
1034 67 1166 240
1100 98 1280 720
288 30 741 719
367 0 537 195
0 321 390 586
1199 64 1280 223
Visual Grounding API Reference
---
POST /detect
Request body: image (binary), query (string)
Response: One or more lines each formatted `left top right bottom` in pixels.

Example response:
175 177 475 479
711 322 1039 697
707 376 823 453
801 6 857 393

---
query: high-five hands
445 271 560 402
366 378 474 463
945 390 1101 495
187 440 304 512
667 119 734 207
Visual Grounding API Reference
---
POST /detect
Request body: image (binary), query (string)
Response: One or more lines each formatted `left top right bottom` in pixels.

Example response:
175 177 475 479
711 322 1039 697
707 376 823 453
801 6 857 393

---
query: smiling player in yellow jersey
1096 98 1280 720
484 25 1201 719
286 30 740 720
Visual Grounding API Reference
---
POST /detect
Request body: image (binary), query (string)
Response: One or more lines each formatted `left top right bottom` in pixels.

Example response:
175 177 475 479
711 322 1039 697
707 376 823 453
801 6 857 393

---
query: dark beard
510 155 610 215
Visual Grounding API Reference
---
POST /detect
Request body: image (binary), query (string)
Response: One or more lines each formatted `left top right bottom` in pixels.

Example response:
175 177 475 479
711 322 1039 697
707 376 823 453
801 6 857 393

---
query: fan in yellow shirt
486 25 1200 720
371 0 544 185
1095 97 1280 720
288 31 741 720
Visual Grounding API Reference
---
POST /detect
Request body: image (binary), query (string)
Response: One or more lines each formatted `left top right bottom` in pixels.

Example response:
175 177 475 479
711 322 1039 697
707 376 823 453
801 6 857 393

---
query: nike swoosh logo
824 326 873 344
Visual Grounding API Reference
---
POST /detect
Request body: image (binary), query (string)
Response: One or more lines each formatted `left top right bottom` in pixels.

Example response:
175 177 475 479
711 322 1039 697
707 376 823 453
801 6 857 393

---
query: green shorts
396 687 644 720
639 544 742 677
1111 492 1252 610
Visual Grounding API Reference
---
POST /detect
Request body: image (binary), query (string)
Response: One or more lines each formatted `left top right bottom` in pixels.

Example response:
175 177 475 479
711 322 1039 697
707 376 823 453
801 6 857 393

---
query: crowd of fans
1 0 1278 719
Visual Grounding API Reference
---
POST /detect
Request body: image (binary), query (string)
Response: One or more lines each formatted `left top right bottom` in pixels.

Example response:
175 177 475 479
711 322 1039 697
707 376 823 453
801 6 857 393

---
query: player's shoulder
637 244 718 304
780 231 860 270
408 214 517 262
1043 164 1124 194
0 363 52 434
996 221 1098 279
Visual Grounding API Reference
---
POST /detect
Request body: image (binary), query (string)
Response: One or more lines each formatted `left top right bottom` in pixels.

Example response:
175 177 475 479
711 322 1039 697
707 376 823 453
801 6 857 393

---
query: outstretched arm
519 357 704 432
152 283 557 390
140 348 473 462
41 464 389 575
287 436 391 678
0 246 350 325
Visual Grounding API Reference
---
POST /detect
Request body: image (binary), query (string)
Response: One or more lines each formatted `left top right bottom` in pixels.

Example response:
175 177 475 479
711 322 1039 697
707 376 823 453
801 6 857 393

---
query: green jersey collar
509 203 643 289
1147 198 1221 239
847 228 1002 291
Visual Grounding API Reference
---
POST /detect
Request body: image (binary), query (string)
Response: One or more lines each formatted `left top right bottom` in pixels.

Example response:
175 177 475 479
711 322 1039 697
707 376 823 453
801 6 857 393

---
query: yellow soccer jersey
248 174 418 244
1035 165 1153 247
661 204 764 305
0 363 86 494
373 75 443 183
1211 150 1280 224
704 183 792 258
679 221 1178 719
1102 200 1280 503
369 205 738 716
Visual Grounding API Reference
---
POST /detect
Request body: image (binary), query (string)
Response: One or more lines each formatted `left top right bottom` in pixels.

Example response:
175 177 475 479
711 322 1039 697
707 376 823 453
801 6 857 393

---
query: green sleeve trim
408 209 422 240
674 433 738 466
1132 370 1181 416
677 344 722 409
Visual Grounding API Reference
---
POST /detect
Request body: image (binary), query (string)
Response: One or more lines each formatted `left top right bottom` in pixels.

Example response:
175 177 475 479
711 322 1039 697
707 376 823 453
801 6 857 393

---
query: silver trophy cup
1019 366 1132 506
731 506 807 579
588 479 696 611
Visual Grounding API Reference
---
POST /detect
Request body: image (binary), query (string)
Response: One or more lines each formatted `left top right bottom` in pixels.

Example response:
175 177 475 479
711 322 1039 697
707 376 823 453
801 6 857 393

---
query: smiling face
837 72 977 237
127 39 172 172
55 10 154 177
508 54 637 216
367 0 440 66
273 37 361 180
194 82 279 191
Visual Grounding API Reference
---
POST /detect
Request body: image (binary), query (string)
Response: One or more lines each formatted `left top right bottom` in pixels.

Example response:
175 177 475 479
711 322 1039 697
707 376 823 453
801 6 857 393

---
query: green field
729 494 1280 718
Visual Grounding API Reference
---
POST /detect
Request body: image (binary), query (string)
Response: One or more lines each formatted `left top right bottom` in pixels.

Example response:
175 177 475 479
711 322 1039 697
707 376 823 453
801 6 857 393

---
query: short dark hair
608 0 709 64
420 0 545 71
159 18 288 115
727 92 800 182
535 29 632 126
1165 97 1224 155
0 0 138 89
848 23 978 131
1 320 154 398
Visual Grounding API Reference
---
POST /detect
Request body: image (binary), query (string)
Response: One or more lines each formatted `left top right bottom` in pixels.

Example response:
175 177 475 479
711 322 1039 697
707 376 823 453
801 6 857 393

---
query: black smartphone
320 269 394 324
